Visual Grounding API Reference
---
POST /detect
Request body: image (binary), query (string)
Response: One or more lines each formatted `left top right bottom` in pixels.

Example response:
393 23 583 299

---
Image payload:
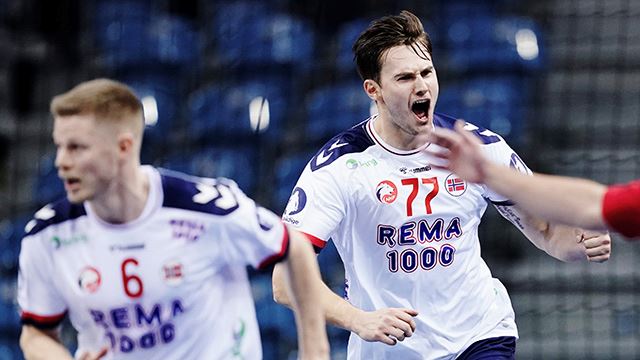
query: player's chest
50 216 216 307
345 155 486 222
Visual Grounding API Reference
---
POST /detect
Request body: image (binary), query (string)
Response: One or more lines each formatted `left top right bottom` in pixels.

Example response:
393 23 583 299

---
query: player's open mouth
64 178 81 190
411 99 430 120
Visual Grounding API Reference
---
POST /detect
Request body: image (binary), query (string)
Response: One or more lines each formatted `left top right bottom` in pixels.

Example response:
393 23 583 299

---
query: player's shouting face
364 43 439 149
53 114 120 204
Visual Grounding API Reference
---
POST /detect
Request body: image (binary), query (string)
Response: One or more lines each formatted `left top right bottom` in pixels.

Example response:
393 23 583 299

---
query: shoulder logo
376 180 398 204
284 187 307 216
445 174 467 197
34 205 56 221
315 139 348 167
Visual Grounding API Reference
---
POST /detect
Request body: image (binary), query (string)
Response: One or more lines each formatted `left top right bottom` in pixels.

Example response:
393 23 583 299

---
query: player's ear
363 79 381 101
117 132 134 157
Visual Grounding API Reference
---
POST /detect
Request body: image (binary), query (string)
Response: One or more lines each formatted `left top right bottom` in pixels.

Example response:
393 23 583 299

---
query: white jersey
283 114 527 360
18 166 289 360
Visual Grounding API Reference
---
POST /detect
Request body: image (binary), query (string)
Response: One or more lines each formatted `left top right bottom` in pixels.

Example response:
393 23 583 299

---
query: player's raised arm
427 120 608 232
273 238 418 347
278 228 330 359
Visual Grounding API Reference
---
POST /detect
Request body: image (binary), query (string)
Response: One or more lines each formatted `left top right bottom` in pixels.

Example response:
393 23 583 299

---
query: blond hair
50 78 144 136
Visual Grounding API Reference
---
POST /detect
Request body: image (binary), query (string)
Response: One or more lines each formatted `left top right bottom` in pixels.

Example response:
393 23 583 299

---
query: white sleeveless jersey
283 113 528 360
18 166 289 360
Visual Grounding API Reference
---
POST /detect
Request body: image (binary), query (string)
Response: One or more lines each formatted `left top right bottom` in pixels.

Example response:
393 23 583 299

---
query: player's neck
88 165 150 224
373 114 430 151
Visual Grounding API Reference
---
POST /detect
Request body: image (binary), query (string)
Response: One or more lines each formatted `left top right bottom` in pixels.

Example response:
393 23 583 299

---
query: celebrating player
428 120 640 239
272 10 611 359
17 79 329 360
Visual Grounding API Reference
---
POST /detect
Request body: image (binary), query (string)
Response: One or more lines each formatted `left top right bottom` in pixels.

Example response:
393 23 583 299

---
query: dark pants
456 336 517 360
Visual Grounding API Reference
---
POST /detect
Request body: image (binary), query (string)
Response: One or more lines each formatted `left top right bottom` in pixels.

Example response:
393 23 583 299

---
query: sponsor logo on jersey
399 165 432 175
162 260 184 286
346 158 378 170
229 319 247 357
78 266 101 293
110 243 146 251
51 234 88 249
376 180 398 204
170 219 205 242
445 174 466 197
284 187 307 216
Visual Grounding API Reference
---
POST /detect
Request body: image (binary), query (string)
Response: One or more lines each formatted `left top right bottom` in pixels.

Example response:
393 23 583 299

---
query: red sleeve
602 180 640 238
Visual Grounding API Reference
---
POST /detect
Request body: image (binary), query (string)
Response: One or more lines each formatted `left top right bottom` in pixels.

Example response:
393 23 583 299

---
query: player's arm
273 237 418 346
278 228 330 359
499 205 611 263
427 120 608 230
20 325 73 360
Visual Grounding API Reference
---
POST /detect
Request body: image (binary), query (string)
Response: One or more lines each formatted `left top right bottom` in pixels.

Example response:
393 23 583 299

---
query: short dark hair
352 10 433 83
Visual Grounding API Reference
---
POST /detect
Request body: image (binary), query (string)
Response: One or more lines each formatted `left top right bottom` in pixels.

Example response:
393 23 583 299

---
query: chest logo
376 180 398 204
78 266 102 294
445 174 467 197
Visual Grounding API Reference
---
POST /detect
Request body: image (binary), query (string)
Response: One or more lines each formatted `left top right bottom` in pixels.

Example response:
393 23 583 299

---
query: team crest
376 180 398 204
445 174 466 197
162 260 184 286
78 266 101 293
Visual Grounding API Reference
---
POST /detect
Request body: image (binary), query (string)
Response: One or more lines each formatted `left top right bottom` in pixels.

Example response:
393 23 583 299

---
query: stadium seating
211 1 314 68
94 1 198 68
437 75 528 144
445 14 544 73
305 82 372 142
189 78 289 142
34 155 65 207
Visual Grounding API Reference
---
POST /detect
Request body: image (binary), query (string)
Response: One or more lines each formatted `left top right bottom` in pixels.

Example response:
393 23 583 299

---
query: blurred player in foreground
17 79 329 360
428 120 640 239
272 10 611 359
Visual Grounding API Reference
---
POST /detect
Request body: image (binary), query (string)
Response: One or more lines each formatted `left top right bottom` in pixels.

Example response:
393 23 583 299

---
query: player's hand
351 308 418 345
78 346 108 360
577 229 611 263
426 120 488 183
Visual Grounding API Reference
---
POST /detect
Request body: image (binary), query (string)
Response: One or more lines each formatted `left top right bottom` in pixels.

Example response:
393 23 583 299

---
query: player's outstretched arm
273 234 418 346
279 228 330 359
427 121 608 231
20 325 74 360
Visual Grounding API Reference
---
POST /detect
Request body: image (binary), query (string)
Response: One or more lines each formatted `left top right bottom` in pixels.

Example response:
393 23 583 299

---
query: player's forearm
273 254 364 334
20 326 74 360
484 162 607 230
282 233 329 358
540 224 590 262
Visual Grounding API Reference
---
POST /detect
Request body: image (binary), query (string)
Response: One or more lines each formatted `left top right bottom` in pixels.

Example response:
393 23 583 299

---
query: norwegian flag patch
445 174 467 197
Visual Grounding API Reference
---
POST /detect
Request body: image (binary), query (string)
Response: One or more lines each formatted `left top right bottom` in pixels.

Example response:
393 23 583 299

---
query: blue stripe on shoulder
433 112 502 145
310 120 375 172
160 170 240 216
25 199 87 237
491 200 516 206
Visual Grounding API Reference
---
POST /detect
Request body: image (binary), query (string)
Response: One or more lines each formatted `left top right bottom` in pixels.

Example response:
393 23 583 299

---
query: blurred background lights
516 28 539 60
249 96 270 133
141 95 158 126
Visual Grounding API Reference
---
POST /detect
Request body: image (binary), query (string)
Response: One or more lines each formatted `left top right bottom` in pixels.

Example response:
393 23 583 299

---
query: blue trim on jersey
491 200 516 206
25 199 87 237
310 120 375 172
433 112 502 145
160 170 240 216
